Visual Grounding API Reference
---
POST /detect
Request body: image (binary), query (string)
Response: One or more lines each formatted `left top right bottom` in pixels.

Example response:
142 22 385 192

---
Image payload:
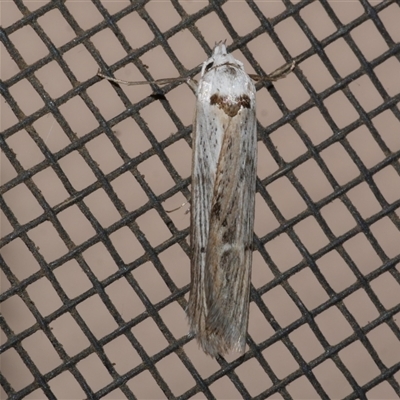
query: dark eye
205 61 214 71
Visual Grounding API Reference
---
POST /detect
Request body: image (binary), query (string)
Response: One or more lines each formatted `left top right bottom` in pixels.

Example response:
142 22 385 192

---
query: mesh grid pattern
1 0 400 399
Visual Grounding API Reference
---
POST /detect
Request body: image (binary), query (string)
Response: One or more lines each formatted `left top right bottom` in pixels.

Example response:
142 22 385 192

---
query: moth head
201 42 245 77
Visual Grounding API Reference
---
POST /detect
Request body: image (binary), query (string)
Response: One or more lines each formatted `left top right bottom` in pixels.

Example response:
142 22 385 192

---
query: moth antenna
97 70 187 86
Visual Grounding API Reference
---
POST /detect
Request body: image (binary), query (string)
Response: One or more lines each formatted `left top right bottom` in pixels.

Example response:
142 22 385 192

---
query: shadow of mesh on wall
1 0 400 399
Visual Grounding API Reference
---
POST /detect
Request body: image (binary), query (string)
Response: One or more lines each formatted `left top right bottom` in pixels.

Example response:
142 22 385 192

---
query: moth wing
204 106 257 355
187 102 224 339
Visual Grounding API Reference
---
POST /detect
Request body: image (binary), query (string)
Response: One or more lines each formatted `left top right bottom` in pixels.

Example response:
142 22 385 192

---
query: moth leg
249 60 296 83
186 78 198 93
165 199 191 214
268 60 296 81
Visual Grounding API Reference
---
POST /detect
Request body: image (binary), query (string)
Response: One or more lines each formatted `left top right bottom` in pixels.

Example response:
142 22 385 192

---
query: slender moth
187 43 257 357
98 43 294 358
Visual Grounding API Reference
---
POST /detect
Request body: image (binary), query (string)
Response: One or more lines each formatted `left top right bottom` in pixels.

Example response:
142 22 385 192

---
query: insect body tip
188 320 247 359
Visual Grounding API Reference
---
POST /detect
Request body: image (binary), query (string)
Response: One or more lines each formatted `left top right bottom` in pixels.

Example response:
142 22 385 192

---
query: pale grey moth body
187 43 257 357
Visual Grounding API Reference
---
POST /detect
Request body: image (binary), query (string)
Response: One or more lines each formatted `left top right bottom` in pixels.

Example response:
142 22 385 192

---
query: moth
98 43 294 358
186 43 257 357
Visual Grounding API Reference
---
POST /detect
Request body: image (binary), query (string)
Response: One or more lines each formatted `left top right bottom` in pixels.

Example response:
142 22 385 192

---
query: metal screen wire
1 0 400 399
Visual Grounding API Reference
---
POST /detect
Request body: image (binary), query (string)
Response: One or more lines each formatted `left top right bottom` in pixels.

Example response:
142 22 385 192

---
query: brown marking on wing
210 94 251 117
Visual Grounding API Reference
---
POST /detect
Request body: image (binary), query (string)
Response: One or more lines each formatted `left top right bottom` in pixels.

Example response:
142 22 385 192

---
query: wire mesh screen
1 0 400 398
